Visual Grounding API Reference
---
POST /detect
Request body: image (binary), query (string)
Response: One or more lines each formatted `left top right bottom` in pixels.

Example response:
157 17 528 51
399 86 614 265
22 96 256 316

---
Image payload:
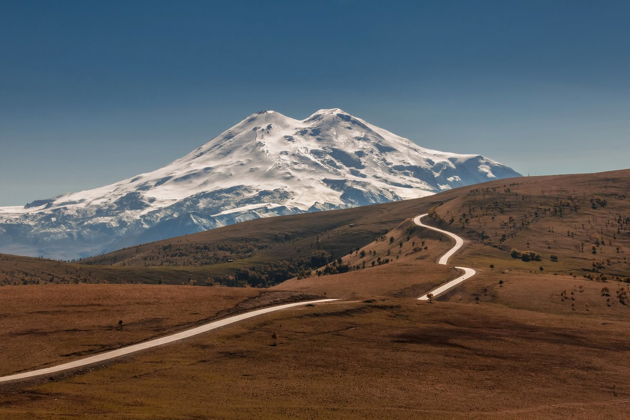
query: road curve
0 298 338 384
413 213 477 301
2 214 473 383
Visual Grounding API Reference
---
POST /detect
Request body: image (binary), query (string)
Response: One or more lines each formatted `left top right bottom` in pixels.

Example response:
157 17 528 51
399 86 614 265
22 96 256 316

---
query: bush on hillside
510 248 541 262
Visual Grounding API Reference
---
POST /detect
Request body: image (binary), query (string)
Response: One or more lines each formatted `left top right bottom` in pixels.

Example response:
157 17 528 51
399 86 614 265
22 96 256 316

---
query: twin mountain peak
0 108 520 259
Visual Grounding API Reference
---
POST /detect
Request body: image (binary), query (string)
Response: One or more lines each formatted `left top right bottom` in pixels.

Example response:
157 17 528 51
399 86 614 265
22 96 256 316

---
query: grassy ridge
75 195 456 286
431 169 630 281
1 169 628 287
0 194 447 286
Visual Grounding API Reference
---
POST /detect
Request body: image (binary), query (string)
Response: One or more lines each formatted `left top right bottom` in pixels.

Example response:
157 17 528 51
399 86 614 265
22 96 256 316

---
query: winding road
413 213 477 301
0 213 475 384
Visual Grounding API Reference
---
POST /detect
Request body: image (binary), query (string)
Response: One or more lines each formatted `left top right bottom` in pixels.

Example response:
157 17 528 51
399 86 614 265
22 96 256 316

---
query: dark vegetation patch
395 318 630 353
216 351 250 359
297 304 400 319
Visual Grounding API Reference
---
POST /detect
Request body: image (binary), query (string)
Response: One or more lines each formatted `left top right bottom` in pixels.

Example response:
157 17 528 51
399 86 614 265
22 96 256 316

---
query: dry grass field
0 169 629 418
275 260 455 300
432 169 630 281
275 218 456 299
0 284 259 376
446 270 630 318
1 300 628 419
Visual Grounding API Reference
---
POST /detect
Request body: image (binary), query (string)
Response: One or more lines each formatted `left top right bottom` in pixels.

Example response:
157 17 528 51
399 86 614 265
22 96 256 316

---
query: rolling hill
2 169 626 290
2 169 630 419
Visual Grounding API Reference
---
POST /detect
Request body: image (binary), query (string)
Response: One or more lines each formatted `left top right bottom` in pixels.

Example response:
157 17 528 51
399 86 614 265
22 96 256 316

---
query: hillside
2 170 630 419
85 169 630 284
1 169 628 289
0 194 446 287
430 169 630 282
275 170 630 318
0 284 259 377
81 196 450 286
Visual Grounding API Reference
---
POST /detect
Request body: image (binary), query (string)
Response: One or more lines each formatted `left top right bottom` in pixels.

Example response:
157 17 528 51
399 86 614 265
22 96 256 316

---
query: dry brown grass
0 284 258 376
1 300 629 419
275 218 455 299
441 268 630 318
275 260 455 300
0 170 629 418
432 169 630 281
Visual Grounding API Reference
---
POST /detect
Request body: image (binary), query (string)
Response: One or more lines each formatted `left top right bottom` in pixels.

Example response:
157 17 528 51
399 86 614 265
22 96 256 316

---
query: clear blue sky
1 0 629 206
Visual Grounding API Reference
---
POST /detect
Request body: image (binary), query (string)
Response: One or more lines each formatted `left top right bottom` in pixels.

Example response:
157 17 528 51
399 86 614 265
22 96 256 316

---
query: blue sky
1 0 629 205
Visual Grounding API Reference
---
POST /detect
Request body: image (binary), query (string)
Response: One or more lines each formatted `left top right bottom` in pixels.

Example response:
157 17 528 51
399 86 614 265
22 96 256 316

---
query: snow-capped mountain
0 108 520 259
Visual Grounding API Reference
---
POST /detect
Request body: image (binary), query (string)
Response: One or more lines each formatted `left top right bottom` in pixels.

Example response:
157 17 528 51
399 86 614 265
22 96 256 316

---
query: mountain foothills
0 108 519 259
1 169 628 289
84 168 630 285
1 169 629 419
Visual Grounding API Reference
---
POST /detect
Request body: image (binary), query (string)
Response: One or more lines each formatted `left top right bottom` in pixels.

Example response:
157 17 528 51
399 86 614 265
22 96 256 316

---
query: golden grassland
432 169 630 281
1 300 628 419
0 169 629 418
0 284 259 376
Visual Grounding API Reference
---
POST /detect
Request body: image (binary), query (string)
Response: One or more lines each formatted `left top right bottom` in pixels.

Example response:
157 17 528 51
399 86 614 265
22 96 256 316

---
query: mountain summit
0 108 520 259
